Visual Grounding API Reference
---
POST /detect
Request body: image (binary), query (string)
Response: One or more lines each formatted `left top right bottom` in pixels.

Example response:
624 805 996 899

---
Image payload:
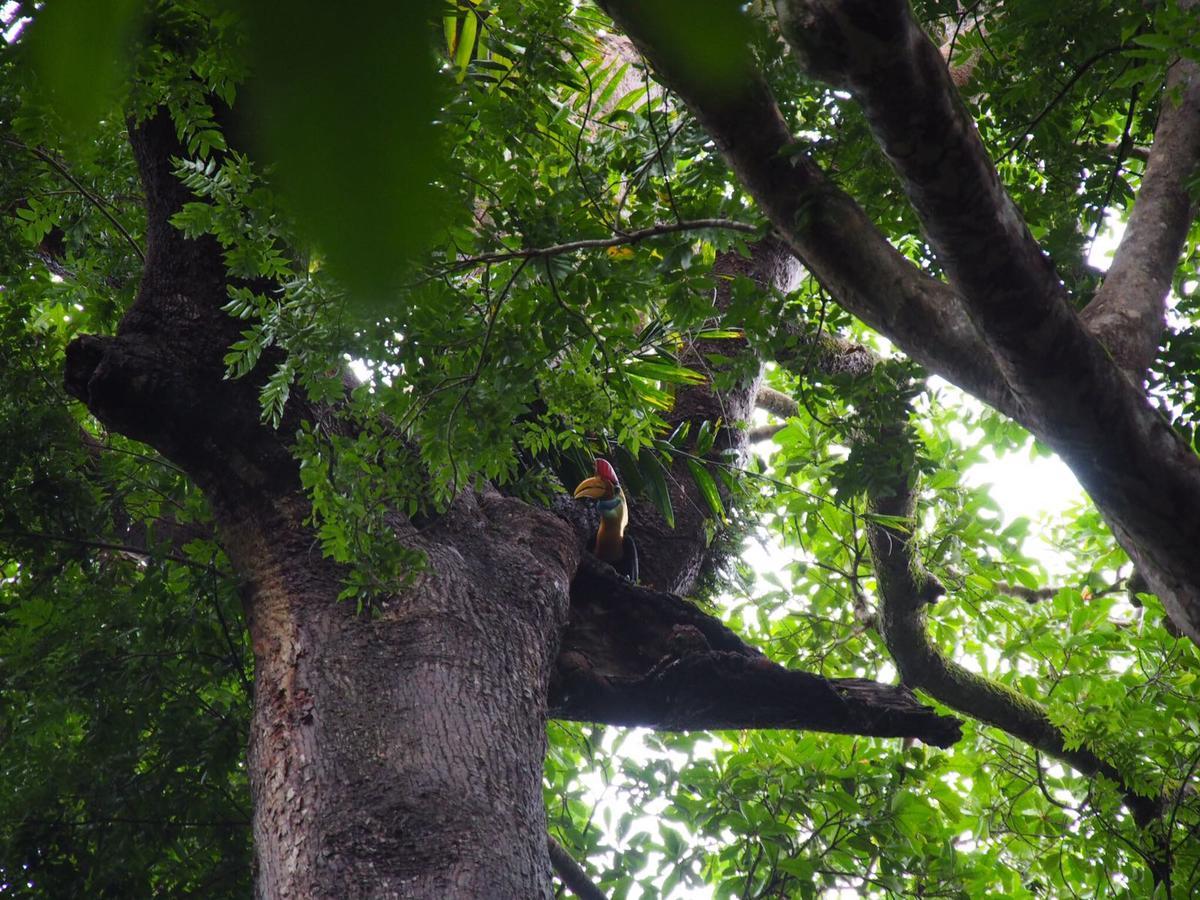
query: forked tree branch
771 0 1200 645
772 0 1083 382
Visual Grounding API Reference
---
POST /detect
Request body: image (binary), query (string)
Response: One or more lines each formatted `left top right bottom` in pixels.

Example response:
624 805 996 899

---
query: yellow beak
573 476 609 500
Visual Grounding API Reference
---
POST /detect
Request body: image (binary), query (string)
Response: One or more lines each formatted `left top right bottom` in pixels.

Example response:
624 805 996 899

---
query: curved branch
773 335 1167 828
5 137 146 262
866 436 1164 828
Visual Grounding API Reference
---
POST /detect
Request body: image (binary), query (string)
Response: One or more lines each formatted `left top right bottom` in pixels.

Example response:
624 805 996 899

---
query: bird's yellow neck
594 514 626 562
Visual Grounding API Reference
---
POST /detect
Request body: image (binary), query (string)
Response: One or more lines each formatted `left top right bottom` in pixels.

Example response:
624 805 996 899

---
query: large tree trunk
233 493 577 898
63 102 960 899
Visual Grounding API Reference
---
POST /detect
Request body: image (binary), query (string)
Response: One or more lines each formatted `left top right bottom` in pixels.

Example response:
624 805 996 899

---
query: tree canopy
1 0 1199 897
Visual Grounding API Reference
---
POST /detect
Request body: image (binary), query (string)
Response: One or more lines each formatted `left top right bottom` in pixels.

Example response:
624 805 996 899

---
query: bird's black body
612 533 638 582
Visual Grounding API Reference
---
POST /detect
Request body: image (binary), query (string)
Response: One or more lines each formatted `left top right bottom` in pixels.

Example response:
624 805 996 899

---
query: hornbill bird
572 457 639 582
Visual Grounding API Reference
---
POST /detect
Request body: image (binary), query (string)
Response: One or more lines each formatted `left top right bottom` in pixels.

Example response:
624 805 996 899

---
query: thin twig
1089 85 1140 247
1033 751 1079 811
1002 46 1125 160
5 137 145 262
206 563 253 698
445 219 758 270
639 53 681 222
557 36 618 232
1 529 217 572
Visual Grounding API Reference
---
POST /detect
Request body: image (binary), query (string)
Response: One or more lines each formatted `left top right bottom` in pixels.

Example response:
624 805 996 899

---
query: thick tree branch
597 0 1020 423
937 18 982 89
748 422 788 443
994 581 1058 604
755 385 798 419
775 329 880 381
550 558 963 747
774 0 1078 379
1082 5 1200 377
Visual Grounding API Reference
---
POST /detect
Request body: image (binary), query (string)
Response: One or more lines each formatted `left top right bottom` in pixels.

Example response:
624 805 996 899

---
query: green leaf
626 359 707 385
1130 33 1177 51
236 0 449 303
639 449 675 529
686 458 725 522
23 0 144 136
666 420 691 447
863 512 912 532
454 11 479 80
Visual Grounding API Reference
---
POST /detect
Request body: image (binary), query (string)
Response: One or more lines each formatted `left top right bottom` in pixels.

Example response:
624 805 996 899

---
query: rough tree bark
62 108 959 897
